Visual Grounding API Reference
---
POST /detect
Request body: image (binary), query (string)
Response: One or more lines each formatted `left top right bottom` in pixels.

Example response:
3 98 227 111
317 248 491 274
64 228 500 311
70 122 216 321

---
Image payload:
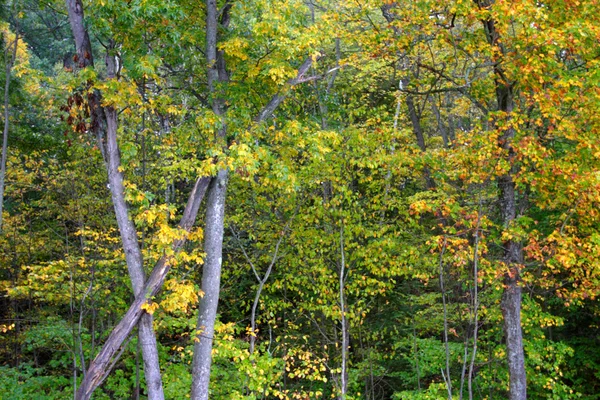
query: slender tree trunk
191 171 228 400
438 237 452 399
468 200 482 400
405 90 426 153
0 29 18 232
478 2 527 397
404 79 436 190
65 1 165 397
495 53 527 400
499 189 526 400
459 333 469 400
234 229 284 355
190 1 230 397
75 176 210 399
190 0 316 394
85 110 165 394
430 98 449 148
104 90 163 399
338 223 348 399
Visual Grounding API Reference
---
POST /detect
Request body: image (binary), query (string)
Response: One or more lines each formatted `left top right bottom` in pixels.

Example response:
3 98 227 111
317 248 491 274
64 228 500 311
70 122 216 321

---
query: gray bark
189 52 321 396
478 2 527 398
430 99 449 148
254 57 315 123
338 224 348 399
65 2 162 398
468 202 482 400
405 86 436 190
191 170 228 400
248 239 279 355
75 176 210 399
438 237 452 399
104 56 165 400
190 2 230 397
405 88 426 153
496 61 527 400
0 29 18 232
232 228 285 355
502 275 526 399
190 1 322 395
64 0 105 160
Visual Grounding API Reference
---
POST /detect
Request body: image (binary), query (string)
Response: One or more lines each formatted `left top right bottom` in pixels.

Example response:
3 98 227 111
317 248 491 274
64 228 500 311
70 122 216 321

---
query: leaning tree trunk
103 57 165 400
74 177 211 399
67 0 317 397
65 1 164 398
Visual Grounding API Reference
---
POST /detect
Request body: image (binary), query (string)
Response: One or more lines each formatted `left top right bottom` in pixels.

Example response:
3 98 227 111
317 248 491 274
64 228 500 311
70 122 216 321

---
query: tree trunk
191 170 228 400
0 29 18 232
338 224 348 399
104 66 165 400
65 1 165 398
438 237 452 399
241 230 285 355
468 201 482 400
498 164 526 400
404 78 436 190
190 1 230 396
495 61 527 400
189 1 318 395
430 98 449 148
75 176 210 399
478 3 527 397
502 272 526 399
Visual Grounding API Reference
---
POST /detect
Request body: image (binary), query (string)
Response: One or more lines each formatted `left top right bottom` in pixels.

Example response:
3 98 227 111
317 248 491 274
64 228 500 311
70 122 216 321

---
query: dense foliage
0 0 599 399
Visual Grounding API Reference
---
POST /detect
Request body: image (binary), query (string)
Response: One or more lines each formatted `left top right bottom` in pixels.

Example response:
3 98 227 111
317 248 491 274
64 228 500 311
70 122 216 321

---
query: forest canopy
0 0 599 399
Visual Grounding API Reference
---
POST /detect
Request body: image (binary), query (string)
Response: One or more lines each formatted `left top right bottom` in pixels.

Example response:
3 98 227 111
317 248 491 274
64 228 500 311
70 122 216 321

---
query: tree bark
438 237 452 399
190 1 323 395
430 98 449 148
232 227 285 356
411 102 437 190
494 52 527 400
404 85 437 190
65 1 166 398
75 176 210 399
478 2 527 398
189 1 230 397
0 28 18 232
468 201 482 400
255 57 315 123
338 223 348 399
191 170 228 400
104 56 166 400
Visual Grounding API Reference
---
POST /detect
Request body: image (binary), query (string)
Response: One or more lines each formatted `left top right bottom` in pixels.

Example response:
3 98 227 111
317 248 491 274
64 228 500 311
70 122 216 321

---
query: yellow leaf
141 301 159 315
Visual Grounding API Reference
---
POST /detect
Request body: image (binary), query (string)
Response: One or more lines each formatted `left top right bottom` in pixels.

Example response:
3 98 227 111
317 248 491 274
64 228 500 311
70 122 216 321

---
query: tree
65 0 166 397
2 0 600 398
0 15 20 232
